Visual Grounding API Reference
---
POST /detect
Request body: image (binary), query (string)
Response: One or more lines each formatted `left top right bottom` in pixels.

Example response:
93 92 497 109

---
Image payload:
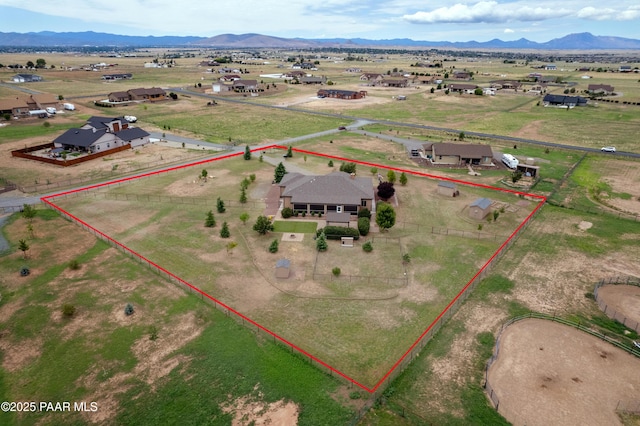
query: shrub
328 160 334 167
362 241 373 252
358 217 370 236
269 239 279 253
62 304 76 317
317 226 360 240
402 253 411 264
68 259 80 270
357 208 371 219
124 303 134 316
281 207 293 218
339 162 356 174
332 267 341 276
20 266 30 276
377 182 395 200
149 325 158 341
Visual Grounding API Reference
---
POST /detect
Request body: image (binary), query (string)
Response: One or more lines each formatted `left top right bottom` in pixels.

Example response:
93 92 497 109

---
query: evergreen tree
244 145 252 160
240 188 247 204
205 210 216 227
316 231 328 252
18 239 30 259
399 172 408 186
220 221 230 238
387 169 397 184
274 162 287 183
216 197 226 213
253 215 274 235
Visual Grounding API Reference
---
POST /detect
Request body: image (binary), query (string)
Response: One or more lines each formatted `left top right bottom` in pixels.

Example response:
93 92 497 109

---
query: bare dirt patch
221 385 299 426
597 285 640 326
598 159 640 216
487 318 640 426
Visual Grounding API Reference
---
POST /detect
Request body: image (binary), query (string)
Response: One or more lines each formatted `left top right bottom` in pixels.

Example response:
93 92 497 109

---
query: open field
50 149 539 388
0 209 359 425
2 48 640 425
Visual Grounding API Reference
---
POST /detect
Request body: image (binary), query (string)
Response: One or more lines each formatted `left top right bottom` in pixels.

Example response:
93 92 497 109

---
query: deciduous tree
375 202 396 231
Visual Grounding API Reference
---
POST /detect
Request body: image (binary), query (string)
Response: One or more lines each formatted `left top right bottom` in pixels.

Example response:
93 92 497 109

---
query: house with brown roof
380 77 408 88
108 91 131 103
452 71 472 80
317 89 367 99
279 171 374 217
490 80 522 90
127 87 166 102
360 73 384 85
0 94 59 118
587 84 614 95
448 83 478 94
424 143 494 167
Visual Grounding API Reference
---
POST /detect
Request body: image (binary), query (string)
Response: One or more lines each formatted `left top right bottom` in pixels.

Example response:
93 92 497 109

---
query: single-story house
102 73 132 80
0 94 59 118
453 71 472 80
380 78 408 88
448 83 478 93
54 116 150 153
425 143 494 167
469 198 492 220
437 180 458 197
283 71 306 80
279 171 374 217
275 259 290 279
545 64 557 71
292 62 316 70
12 74 42 83
232 79 259 91
412 75 438 84
127 87 166 102
108 91 131 103
542 94 588 107
220 74 241 82
300 76 326 84
360 73 384 84
491 80 522 90
317 89 367 99
587 84 614 95
619 65 633 73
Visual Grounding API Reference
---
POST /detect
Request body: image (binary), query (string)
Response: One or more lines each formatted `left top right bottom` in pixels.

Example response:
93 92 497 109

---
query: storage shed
275 259 290 279
469 198 492 220
437 180 458 197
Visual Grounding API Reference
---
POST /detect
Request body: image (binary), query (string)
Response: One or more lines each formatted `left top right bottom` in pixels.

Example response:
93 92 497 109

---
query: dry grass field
2 48 640 425
50 145 539 388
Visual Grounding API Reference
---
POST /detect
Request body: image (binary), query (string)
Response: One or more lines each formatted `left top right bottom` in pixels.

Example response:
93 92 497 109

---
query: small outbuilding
275 259 290 279
437 180 459 197
469 198 492 220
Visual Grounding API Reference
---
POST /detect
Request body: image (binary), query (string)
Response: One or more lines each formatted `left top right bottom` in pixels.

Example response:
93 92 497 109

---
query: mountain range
1 31 640 50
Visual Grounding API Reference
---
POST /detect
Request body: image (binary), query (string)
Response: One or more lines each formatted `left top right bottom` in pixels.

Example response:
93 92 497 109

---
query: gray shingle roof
53 128 108 148
432 143 493 159
470 198 492 209
115 127 150 141
280 171 374 205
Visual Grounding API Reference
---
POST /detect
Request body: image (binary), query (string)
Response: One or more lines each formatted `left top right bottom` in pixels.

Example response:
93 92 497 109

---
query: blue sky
0 0 638 42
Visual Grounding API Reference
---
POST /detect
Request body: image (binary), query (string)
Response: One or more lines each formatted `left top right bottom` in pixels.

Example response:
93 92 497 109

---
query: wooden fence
12 143 131 167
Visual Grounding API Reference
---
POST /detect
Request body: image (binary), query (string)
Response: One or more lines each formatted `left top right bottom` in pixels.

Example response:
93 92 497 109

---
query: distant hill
1 31 639 50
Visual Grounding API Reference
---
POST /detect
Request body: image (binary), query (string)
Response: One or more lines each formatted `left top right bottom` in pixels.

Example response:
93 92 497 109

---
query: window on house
361 200 367 207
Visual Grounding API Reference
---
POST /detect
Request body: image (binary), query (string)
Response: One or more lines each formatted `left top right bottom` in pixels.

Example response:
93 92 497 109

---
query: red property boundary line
42 144 546 394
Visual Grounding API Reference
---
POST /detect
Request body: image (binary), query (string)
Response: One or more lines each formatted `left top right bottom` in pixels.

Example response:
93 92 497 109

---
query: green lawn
273 220 318 233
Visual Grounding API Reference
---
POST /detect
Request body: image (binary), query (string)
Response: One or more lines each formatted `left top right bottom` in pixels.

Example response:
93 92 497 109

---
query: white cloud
504 28 515 33
403 1 570 24
403 1 640 24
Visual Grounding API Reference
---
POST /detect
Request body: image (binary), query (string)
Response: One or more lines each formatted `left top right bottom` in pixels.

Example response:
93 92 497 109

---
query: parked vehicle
63 103 75 111
124 115 137 123
501 153 519 169
45 107 57 114
601 146 616 153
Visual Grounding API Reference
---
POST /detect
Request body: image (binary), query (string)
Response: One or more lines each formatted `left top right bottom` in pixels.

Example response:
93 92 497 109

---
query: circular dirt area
487 318 640 426
597 284 640 326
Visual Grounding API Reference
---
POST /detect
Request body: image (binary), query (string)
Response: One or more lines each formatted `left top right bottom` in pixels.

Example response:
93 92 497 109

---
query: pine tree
220 221 230 238
240 188 247 204
399 172 408 186
18 239 30 258
244 145 251 160
216 197 226 213
387 169 396 184
316 231 328 252
274 162 287 183
205 210 216 227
